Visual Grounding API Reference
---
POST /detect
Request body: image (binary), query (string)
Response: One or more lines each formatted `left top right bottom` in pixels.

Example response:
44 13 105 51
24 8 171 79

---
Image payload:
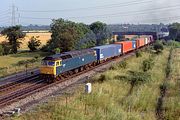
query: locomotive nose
40 66 55 75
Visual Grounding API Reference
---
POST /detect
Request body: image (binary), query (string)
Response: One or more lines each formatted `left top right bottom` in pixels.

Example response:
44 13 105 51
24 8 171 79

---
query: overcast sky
0 0 180 26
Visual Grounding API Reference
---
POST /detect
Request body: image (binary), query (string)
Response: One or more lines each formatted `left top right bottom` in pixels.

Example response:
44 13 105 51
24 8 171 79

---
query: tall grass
163 48 180 120
13 49 171 120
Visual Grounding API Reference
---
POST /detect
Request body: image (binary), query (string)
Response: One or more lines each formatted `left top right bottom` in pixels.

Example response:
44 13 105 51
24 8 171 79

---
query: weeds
135 50 142 58
142 58 154 72
110 61 127 70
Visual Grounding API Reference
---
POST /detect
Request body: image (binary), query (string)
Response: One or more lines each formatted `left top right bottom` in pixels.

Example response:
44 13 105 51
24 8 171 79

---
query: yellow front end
40 66 56 75
40 60 62 76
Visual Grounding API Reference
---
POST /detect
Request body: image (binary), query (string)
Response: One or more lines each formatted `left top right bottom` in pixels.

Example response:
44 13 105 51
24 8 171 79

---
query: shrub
153 42 164 53
142 59 154 72
119 61 127 69
135 50 142 58
128 71 151 85
98 74 107 83
28 36 41 52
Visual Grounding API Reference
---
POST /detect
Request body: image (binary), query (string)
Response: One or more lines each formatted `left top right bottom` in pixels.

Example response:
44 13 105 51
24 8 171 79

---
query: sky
0 0 180 26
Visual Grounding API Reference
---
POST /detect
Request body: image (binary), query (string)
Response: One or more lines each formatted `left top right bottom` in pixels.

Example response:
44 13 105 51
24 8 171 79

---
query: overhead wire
19 0 153 13
20 4 180 20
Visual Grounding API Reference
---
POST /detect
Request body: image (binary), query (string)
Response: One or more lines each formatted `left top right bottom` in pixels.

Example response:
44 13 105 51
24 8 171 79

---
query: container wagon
114 41 135 54
93 44 122 62
135 38 145 48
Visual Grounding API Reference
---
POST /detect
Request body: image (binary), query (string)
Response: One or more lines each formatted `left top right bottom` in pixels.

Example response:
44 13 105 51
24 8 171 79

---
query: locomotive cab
40 59 62 81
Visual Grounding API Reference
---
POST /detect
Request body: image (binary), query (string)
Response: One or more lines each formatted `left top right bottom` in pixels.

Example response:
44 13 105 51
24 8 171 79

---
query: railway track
0 48 143 109
0 75 40 93
0 79 46 107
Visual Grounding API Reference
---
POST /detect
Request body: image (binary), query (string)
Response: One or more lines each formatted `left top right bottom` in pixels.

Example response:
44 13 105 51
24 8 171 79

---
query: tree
28 36 41 52
168 23 180 41
90 21 111 46
76 31 96 49
49 19 90 52
154 41 164 53
1 26 25 54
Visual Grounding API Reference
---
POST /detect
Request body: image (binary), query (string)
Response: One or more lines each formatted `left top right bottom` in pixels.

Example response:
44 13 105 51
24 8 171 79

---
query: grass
12 47 173 120
0 51 51 77
163 48 180 120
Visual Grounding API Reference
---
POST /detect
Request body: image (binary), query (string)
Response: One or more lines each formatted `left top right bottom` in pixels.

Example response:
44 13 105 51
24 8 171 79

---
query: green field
0 52 51 77
12 46 180 120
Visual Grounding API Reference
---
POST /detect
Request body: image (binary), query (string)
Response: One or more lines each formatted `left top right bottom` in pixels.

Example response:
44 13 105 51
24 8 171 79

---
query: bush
153 41 164 53
28 36 41 52
142 59 154 72
135 50 142 58
119 61 127 69
128 71 151 85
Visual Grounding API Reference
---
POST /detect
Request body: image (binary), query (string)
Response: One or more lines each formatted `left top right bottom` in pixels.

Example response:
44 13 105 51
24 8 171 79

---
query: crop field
12 47 180 120
0 32 51 50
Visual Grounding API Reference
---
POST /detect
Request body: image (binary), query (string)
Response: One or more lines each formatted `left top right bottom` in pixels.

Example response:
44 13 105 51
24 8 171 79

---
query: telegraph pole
11 4 16 26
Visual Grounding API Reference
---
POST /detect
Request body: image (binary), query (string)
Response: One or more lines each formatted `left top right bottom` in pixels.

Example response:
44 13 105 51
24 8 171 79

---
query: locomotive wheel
84 65 89 70
79 67 84 72
74 69 79 74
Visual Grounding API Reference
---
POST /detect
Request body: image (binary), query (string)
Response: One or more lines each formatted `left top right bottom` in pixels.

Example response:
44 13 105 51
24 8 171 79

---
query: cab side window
56 61 60 66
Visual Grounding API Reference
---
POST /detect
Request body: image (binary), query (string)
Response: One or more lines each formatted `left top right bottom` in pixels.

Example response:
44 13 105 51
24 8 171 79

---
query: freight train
40 35 154 82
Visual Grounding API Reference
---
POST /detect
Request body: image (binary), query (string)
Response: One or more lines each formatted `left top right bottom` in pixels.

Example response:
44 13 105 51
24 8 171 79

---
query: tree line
0 20 179 56
0 19 111 55
168 22 180 42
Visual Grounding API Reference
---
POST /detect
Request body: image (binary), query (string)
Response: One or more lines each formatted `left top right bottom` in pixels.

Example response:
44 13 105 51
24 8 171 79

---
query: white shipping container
145 38 148 44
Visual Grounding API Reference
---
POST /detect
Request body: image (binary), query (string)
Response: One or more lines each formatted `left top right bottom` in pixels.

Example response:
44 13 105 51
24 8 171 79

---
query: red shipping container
115 41 133 54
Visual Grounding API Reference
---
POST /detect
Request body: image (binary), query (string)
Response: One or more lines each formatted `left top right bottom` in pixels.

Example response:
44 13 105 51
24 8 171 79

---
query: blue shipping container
93 44 122 61
132 41 136 49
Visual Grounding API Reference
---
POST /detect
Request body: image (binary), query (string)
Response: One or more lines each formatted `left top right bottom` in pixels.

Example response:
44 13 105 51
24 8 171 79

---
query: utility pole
11 4 16 26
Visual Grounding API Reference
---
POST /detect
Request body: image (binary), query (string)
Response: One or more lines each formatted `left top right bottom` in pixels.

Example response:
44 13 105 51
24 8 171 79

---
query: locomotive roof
43 49 94 61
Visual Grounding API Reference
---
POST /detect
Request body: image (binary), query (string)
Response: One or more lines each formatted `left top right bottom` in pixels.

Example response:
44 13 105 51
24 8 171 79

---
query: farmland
12 47 180 120
0 32 51 50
